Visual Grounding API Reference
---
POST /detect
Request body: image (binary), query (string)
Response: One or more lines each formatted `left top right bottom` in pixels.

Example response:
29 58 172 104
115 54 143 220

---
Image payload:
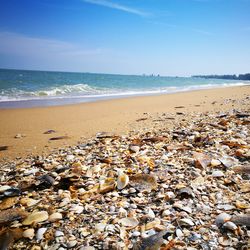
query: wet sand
0 86 249 161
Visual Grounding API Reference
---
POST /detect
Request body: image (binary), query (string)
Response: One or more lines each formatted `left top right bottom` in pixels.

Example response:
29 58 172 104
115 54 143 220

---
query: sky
0 0 249 76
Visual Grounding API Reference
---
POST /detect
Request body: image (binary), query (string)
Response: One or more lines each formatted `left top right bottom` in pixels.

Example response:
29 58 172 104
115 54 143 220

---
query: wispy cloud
191 28 213 36
0 32 113 72
82 0 150 17
0 32 103 57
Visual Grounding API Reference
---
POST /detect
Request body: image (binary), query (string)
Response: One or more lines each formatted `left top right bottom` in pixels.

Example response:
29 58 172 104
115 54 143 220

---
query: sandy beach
0 85 250 249
0 85 249 161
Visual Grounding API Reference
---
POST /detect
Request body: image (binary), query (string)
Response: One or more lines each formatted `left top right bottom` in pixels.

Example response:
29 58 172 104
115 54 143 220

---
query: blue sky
0 0 249 76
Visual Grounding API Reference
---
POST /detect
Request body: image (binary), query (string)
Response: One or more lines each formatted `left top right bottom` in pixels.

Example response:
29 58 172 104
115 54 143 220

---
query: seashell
210 159 221 167
215 213 231 227
22 211 48 225
223 221 237 230
119 217 139 228
212 170 224 178
193 152 211 169
36 174 55 189
95 223 106 232
20 198 40 207
133 230 167 250
68 240 77 248
23 228 35 239
145 219 161 230
176 229 184 238
0 208 27 225
70 205 84 214
99 178 116 194
36 228 47 241
0 186 11 193
0 228 23 250
145 208 155 219
238 182 250 193
219 156 238 168
177 187 194 199
129 144 140 153
130 174 157 192
3 187 21 197
0 197 19 210
217 204 235 211
117 173 129 190
173 202 192 213
49 212 63 222
55 230 64 237
231 214 250 227
235 200 249 209
178 218 194 227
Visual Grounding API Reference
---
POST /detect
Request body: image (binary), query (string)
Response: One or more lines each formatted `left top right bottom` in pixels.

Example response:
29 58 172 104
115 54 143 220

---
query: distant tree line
192 73 250 80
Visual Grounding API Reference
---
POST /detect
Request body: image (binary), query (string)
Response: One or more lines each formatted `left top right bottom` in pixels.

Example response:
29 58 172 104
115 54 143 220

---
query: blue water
0 68 248 108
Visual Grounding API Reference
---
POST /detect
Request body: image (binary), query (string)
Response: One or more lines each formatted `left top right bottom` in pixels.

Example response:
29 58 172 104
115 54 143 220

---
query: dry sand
0 86 249 161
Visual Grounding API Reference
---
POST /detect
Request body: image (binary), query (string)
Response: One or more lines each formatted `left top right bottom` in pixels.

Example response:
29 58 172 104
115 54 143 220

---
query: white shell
117 174 129 190
212 170 224 177
36 228 47 241
179 218 194 226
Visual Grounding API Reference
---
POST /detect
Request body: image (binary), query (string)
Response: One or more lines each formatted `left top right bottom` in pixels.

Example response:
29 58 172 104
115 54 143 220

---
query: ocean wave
0 81 249 103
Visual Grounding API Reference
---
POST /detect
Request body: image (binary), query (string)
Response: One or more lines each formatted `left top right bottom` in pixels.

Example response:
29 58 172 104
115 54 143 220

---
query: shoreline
0 82 249 109
0 85 249 161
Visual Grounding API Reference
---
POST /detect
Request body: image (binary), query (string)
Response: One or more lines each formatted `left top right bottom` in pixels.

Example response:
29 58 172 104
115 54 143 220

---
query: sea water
0 68 248 108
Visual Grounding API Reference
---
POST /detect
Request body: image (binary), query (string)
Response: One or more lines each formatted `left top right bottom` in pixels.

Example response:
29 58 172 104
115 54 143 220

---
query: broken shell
117 173 129 190
49 212 63 222
179 218 195 227
22 211 48 225
119 217 139 227
193 152 211 169
20 198 40 207
130 174 157 192
36 228 47 241
210 159 221 167
215 213 231 227
23 228 35 239
212 170 224 178
0 197 19 210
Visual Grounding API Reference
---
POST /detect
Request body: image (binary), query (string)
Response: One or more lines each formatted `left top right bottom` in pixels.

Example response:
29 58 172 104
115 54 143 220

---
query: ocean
0 68 248 108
